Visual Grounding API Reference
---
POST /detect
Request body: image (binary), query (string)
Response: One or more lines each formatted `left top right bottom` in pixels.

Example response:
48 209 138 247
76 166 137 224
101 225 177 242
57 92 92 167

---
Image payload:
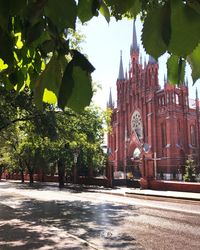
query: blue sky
80 16 197 109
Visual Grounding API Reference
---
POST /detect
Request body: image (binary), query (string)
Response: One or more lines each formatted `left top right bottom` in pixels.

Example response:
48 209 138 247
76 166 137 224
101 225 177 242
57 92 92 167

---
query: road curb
125 192 200 202
88 189 200 202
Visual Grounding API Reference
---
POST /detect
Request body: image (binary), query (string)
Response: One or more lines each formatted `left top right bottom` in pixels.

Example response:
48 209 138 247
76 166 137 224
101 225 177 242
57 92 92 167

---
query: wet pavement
0 180 200 250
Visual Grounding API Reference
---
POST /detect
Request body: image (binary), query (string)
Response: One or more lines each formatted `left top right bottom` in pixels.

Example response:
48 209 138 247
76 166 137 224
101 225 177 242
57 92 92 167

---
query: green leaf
105 0 135 19
69 66 93 112
128 0 141 18
45 0 77 31
43 89 57 104
8 0 27 16
0 0 27 29
161 1 171 47
71 50 95 73
0 58 8 71
169 0 200 56
26 21 45 45
39 40 55 56
187 0 200 16
0 28 14 64
58 61 74 109
0 1 9 29
9 69 24 86
100 1 110 23
58 51 95 111
142 5 169 59
167 55 186 85
78 0 94 23
58 65 93 112
187 43 200 84
91 0 101 16
34 54 67 109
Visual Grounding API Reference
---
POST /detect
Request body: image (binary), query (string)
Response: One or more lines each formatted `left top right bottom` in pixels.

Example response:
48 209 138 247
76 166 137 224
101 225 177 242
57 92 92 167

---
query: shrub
196 174 200 183
183 160 196 182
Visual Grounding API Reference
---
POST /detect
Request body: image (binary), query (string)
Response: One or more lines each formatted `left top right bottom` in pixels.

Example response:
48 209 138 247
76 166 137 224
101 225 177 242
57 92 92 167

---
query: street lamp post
102 145 112 188
73 149 79 184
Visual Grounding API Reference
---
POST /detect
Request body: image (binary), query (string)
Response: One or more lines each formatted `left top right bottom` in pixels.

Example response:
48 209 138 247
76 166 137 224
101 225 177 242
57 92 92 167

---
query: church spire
148 55 157 64
107 88 114 109
125 68 128 80
196 87 199 100
164 74 167 85
130 20 139 54
185 77 189 87
118 50 125 80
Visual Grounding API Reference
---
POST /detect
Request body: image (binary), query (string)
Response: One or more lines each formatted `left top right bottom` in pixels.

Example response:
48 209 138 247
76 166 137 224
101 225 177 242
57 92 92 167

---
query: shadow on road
0 191 144 250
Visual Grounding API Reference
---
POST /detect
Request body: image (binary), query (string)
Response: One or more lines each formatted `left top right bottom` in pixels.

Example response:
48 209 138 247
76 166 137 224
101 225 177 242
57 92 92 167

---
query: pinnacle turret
125 68 128 80
118 50 125 80
185 77 189 87
148 55 157 64
196 87 199 100
107 88 114 109
164 74 167 85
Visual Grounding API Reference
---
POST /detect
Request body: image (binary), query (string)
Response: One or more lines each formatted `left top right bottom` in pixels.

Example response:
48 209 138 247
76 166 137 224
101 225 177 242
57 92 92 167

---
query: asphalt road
0 181 200 250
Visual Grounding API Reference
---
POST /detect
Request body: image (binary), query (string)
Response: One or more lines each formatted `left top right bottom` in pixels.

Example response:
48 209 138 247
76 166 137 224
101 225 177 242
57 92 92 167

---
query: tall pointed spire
164 74 168 85
196 87 199 100
139 54 143 66
130 20 139 54
185 77 189 87
125 68 128 80
144 57 147 67
148 55 157 64
118 50 125 80
107 88 114 109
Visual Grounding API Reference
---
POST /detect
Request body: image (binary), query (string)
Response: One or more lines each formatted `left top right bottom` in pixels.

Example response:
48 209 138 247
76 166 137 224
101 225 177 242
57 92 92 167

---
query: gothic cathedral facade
107 22 200 180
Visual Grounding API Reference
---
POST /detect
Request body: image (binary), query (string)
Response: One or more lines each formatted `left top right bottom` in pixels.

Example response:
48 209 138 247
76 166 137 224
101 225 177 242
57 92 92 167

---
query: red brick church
107 21 200 181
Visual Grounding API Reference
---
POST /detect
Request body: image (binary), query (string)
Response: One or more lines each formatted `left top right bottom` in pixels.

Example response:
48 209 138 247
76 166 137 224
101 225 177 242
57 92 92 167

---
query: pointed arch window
166 93 170 104
185 97 188 106
175 94 179 104
161 122 166 147
177 120 182 145
162 96 165 105
190 125 196 146
172 93 175 103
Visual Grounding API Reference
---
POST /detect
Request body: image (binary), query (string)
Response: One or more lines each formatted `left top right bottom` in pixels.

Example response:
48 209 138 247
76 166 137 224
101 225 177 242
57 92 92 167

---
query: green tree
0 83 109 187
0 87 58 183
53 106 109 187
0 125 26 182
183 159 196 182
0 1 200 112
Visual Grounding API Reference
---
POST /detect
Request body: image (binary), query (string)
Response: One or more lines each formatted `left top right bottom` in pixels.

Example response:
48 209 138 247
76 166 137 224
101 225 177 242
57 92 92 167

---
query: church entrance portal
127 147 142 180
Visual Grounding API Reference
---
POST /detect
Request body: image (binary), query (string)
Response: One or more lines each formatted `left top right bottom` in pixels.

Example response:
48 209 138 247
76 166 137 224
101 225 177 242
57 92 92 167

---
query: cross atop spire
130 20 139 54
118 50 125 80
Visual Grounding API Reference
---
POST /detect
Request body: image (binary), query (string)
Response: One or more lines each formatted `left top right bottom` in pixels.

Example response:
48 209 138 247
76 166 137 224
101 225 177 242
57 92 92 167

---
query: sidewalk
62 181 200 201
2 179 200 201
90 186 200 201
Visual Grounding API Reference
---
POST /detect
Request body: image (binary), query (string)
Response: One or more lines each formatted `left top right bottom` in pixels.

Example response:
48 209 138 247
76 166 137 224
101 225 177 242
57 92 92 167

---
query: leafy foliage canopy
0 0 200 111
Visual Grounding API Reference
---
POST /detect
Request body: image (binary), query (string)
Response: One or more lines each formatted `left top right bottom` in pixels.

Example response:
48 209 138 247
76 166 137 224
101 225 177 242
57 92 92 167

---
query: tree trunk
20 169 24 183
58 160 65 188
19 159 24 183
28 168 34 184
